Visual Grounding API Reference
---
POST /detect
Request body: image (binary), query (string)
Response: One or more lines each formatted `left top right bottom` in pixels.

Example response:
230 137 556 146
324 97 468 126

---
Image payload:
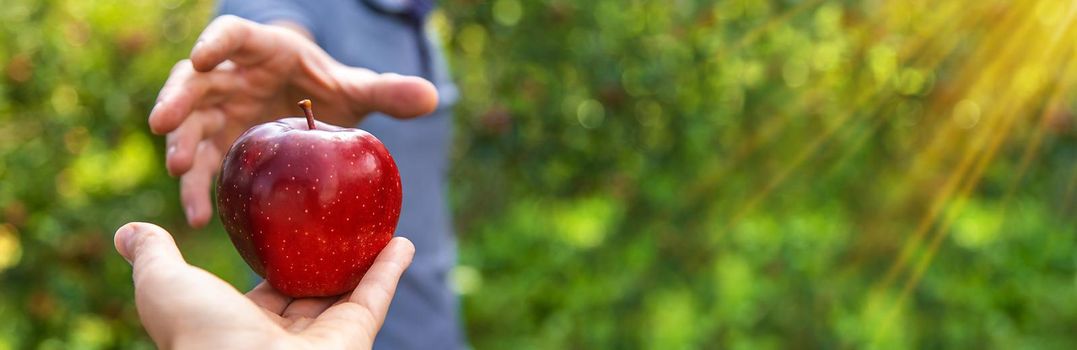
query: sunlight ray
869 1 1076 343
871 0 1045 293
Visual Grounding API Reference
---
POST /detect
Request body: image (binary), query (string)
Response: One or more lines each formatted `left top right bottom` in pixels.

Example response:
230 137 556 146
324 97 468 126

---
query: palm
253 283 379 342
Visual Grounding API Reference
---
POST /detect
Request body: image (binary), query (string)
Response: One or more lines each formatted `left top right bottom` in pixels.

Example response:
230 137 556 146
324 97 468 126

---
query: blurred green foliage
1 0 1075 348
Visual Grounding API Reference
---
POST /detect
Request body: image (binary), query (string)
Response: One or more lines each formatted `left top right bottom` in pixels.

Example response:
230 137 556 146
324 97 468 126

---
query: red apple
216 99 402 297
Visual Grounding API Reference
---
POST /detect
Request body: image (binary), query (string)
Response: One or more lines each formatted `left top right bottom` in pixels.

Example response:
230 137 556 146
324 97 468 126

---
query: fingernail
115 224 139 263
167 145 177 156
186 206 196 221
191 40 204 55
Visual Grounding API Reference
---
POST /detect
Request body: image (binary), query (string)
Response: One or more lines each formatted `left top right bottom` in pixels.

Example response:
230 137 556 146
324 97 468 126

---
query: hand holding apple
114 222 414 349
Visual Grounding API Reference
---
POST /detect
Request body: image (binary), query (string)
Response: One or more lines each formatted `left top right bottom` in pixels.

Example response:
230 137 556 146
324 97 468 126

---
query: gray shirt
219 1 462 348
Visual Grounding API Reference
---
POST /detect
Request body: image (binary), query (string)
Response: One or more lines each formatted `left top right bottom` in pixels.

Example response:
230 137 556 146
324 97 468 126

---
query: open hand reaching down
149 15 438 228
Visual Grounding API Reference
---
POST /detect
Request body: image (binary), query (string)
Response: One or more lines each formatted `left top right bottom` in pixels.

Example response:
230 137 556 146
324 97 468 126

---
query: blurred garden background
0 0 1075 348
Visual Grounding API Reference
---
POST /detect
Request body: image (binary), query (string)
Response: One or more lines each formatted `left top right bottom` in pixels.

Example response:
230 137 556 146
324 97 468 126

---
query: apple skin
216 117 402 297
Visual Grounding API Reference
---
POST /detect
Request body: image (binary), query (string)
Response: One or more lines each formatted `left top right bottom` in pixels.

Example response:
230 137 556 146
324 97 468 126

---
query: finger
340 71 439 119
149 60 237 135
246 281 293 315
303 237 414 344
114 222 189 344
166 108 225 176
282 296 338 320
180 142 223 228
114 222 187 284
148 60 195 135
346 236 415 319
191 15 284 72
285 317 317 334
114 221 190 303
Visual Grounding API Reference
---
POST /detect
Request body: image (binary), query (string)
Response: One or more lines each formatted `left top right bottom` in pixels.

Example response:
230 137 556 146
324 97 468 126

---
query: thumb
114 222 187 276
339 70 440 119
113 222 196 346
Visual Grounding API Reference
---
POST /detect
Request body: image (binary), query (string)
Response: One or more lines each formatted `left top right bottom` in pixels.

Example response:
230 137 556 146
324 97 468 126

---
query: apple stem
298 99 316 130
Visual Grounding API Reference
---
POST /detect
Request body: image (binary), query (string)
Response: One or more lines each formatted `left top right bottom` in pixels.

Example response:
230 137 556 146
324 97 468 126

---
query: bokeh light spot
553 197 620 248
869 45 898 84
450 265 482 295
783 56 810 88
896 68 931 96
492 0 523 27
952 99 981 129
457 24 486 56
576 99 606 129
0 224 21 272
952 203 1003 249
50 85 80 118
